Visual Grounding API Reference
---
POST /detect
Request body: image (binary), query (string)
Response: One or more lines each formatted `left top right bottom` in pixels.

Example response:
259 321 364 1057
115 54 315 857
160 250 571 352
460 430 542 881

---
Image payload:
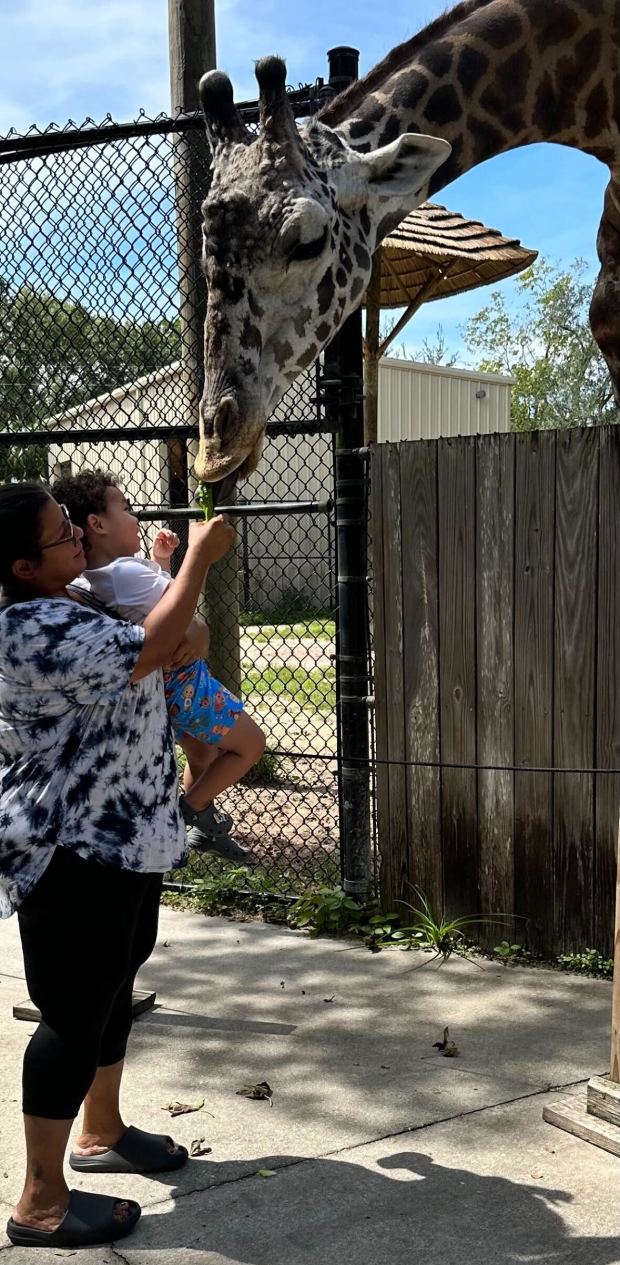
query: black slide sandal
6 1189 141 1248
69 1124 188 1173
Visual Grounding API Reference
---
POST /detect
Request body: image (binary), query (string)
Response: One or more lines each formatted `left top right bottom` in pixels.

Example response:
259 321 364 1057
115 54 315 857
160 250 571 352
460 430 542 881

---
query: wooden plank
379 444 408 908
543 1097 620 1157
400 440 442 916
514 432 555 956
476 433 515 944
596 426 620 958
371 446 391 897
13 989 156 1023
438 436 478 918
587 1076 620 1127
554 428 598 952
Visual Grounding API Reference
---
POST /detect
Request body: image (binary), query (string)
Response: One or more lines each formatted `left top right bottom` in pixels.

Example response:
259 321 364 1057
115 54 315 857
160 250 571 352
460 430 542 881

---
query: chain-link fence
0 87 346 894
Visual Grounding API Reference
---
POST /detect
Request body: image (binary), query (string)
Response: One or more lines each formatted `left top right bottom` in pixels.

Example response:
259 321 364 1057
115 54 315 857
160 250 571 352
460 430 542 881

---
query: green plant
288 886 401 944
557 948 613 979
289 886 365 935
493 940 526 965
398 888 511 962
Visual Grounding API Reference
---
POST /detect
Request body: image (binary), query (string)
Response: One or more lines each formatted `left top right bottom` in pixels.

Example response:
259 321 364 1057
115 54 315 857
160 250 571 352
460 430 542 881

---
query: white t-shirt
76 557 172 625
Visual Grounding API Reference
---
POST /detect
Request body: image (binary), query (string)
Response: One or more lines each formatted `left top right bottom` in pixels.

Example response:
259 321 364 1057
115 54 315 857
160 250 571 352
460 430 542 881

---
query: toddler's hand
152 529 180 562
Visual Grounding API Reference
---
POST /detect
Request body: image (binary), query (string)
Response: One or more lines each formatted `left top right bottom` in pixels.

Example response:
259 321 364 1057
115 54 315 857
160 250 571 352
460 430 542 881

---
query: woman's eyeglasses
40 504 77 550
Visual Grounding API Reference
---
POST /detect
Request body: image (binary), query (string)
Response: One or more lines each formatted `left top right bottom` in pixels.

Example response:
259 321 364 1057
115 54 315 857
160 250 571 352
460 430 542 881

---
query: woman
0 482 234 1250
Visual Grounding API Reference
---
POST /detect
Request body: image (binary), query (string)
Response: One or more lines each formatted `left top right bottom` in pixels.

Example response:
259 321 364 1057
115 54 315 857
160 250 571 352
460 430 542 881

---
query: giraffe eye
287 226 328 264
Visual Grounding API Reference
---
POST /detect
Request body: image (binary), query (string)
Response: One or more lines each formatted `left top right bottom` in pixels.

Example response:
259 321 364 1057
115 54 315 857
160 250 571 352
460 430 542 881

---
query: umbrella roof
376 201 537 309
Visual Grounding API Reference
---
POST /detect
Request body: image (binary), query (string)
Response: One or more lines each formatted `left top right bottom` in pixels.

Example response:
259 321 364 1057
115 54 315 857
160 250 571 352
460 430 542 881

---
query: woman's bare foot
12 1193 134 1233
73 1126 179 1159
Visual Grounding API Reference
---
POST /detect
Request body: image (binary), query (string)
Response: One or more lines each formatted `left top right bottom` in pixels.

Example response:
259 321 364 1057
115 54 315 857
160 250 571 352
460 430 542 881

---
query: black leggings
18 847 162 1120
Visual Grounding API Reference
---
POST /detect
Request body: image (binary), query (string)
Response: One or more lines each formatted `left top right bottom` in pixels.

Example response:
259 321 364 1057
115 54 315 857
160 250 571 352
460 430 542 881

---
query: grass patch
243 619 335 643
243 665 335 712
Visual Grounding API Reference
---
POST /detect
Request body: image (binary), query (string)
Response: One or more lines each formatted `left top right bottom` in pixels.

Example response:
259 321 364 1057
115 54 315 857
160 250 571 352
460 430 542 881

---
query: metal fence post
324 45 371 901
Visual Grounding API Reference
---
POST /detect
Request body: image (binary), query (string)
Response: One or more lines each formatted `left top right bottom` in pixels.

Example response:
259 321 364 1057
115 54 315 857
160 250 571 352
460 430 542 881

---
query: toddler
52 471 266 861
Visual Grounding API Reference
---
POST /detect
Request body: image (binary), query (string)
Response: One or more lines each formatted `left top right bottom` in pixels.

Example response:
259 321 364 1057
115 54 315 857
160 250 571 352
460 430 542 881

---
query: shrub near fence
373 427 620 958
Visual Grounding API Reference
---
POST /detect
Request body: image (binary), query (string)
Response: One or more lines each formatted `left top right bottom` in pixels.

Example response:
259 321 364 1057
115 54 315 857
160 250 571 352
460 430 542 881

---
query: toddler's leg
183 714 266 810
180 734 221 801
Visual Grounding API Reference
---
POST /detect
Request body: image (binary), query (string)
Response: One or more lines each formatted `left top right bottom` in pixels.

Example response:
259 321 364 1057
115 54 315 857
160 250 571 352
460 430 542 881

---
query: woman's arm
131 516 233 682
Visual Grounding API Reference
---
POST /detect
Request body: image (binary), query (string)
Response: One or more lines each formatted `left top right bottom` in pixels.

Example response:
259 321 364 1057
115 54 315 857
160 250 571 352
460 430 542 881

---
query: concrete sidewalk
0 906 617 1263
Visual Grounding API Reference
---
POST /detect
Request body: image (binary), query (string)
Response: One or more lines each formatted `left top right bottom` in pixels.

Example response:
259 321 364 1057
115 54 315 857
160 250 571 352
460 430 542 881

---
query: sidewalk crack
140 1075 595 1212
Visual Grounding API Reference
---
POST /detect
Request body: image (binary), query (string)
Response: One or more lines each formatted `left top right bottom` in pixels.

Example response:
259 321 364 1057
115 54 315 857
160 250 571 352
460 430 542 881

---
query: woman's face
12 497 85 596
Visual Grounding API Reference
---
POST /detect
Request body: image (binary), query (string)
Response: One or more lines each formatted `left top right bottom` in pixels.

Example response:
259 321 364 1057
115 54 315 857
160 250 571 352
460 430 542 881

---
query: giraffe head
196 57 450 488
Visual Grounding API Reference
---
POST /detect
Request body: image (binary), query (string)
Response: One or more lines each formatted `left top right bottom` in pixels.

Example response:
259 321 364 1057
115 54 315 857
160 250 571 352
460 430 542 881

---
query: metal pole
324 45 371 901
611 813 620 1082
168 0 242 694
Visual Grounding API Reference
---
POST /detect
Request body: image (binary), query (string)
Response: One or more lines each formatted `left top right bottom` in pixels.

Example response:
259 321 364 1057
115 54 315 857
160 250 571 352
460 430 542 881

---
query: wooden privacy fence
372 427 620 958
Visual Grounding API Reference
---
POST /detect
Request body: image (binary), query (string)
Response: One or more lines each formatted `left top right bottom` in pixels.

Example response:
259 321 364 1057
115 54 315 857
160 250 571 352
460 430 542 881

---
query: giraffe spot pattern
298 343 319 370
482 12 523 49
318 267 335 315
417 41 454 79
392 71 430 112
425 84 462 125
456 44 489 94
585 82 610 140
378 114 401 146
294 307 313 337
351 275 365 302
240 317 262 352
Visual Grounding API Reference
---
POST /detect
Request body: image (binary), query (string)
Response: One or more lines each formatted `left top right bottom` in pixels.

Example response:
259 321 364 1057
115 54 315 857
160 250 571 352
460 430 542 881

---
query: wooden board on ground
587 1075 620 1127
13 989 156 1023
543 1096 620 1157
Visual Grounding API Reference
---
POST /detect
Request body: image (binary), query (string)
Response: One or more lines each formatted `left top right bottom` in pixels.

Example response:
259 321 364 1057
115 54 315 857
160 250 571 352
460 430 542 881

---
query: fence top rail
0 417 333 448
137 499 333 520
0 83 322 164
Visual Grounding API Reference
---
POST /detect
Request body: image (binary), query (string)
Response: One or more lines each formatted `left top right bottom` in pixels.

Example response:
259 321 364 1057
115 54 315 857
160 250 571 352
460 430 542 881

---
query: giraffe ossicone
196 56 450 487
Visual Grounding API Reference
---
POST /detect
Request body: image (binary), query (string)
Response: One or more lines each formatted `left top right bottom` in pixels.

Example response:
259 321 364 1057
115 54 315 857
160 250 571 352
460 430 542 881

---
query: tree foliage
0 280 180 481
462 258 617 431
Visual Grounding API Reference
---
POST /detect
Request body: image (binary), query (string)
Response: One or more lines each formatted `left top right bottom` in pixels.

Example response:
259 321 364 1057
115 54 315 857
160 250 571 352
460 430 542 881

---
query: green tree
462 258 617 431
0 280 180 481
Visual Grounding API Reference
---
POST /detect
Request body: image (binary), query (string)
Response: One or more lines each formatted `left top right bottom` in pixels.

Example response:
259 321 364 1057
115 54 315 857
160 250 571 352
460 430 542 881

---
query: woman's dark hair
0 482 51 599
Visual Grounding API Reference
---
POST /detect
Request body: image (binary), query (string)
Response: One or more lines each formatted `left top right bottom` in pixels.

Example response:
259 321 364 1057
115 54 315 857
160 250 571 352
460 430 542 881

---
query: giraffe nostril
210 396 238 443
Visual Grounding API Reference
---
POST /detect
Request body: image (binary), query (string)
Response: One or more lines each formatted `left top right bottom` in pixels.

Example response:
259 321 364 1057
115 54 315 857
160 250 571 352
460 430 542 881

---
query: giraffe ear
364 132 451 200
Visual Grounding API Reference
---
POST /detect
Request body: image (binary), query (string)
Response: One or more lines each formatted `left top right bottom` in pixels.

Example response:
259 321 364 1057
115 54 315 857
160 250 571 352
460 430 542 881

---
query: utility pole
168 0 242 694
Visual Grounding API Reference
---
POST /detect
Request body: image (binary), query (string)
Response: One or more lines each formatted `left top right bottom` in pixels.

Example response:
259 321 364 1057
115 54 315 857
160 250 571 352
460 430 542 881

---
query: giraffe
196 0 620 488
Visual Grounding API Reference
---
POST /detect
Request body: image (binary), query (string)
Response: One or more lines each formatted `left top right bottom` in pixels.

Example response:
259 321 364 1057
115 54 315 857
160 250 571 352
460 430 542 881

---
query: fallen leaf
258 1169 276 1178
190 1138 212 1157
162 1099 204 1117
433 1026 459 1057
530 1170 544 1180
236 1081 273 1106
324 995 336 1003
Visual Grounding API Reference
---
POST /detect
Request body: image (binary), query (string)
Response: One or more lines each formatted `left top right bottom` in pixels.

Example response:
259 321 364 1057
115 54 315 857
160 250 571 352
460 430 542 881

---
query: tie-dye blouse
0 597 187 916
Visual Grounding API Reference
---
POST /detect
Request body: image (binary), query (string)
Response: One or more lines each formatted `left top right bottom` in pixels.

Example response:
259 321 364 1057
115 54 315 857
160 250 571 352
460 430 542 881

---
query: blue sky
0 0 609 362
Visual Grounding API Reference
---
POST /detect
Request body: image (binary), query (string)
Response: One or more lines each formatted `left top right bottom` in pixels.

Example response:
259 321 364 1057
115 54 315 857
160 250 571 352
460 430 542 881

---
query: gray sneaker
186 825 250 864
180 798 249 863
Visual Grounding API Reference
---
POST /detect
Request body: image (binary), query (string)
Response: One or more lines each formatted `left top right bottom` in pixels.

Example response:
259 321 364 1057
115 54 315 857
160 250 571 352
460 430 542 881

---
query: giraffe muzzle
197 393 264 484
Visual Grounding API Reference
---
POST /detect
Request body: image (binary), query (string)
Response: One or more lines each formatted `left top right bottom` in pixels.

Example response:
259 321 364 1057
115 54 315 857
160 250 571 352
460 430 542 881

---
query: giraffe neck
319 0 620 191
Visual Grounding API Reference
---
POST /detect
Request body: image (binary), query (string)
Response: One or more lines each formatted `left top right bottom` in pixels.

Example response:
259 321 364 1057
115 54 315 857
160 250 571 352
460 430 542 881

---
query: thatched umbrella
364 202 537 442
